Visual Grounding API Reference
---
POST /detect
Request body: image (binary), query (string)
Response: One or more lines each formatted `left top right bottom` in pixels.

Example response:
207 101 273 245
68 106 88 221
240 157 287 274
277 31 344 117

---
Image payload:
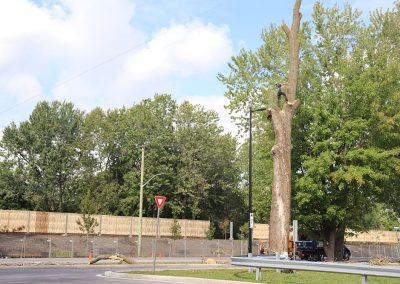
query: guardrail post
256 268 262 281
362 275 367 284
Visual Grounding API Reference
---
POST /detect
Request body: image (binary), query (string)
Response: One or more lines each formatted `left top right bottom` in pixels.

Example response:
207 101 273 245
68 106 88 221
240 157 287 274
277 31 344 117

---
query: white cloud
0 0 233 129
119 20 232 91
4 74 44 103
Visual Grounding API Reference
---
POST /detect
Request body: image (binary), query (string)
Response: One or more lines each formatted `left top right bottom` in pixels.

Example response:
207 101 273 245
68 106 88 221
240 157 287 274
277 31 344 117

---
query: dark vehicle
296 240 325 261
295 240 351 261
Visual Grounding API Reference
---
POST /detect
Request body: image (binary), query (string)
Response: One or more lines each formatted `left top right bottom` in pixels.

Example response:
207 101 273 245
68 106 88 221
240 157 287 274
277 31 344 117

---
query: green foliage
219 0 400 250
0 95 243 231
170 218 182 240
293 2 400 242
359 204 400 231
205 223 215 240
219 219 230 240
1 101 85 212
53 250 70 258
76 214 99 236
238 223 248 240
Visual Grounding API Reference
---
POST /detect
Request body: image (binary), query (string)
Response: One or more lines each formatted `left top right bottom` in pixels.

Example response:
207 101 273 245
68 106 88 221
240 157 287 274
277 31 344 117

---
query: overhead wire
0 0 224 117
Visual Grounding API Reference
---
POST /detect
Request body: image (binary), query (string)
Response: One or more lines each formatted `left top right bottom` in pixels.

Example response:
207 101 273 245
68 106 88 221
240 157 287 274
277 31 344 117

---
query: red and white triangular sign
155 196 166 209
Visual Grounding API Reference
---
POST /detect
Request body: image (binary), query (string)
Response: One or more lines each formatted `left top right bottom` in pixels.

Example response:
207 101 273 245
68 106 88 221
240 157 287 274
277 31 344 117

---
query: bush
205 224 215 240
53 250 70 258
170 218 182 240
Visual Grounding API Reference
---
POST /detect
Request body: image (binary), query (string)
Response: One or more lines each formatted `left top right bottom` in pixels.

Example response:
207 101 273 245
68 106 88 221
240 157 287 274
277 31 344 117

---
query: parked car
295 240 351 261
296 240 325 261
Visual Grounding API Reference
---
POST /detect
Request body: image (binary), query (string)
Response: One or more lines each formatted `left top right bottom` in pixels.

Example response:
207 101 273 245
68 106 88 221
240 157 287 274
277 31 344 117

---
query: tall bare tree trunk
268 0 302 255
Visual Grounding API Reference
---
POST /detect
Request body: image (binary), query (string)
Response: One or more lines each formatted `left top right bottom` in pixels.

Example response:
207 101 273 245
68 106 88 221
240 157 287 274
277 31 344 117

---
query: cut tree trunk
89 254 134 265
268 0 302 254
268 104 299 253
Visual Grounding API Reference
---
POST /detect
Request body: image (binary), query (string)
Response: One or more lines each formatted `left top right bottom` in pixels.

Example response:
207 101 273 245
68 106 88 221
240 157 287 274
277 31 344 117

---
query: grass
127 268 400 284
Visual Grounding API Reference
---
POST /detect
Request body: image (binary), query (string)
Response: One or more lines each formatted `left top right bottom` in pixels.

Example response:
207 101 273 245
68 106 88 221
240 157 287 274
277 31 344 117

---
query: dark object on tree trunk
89 254 134 264
276 83 288 109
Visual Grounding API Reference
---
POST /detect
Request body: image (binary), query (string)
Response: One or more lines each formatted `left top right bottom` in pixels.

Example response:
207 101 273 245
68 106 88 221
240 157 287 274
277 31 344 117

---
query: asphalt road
0 266 124 284
0 263 232 284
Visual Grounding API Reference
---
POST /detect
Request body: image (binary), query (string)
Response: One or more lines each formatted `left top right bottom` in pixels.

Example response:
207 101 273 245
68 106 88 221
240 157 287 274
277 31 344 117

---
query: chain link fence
1 234 399 260
0 233 259 258
347 244 400 260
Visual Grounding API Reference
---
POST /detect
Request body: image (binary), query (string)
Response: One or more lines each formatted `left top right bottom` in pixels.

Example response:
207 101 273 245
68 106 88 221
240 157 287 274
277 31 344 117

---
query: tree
174 101 244 229
1 101 85 212
293 2 400 260
77 189 99 255
219 1 302 254
76 213 99 236
219 219 230 240
0 159 29 209
266 0 302 254
170 218 182 240
0 94 245 237
219 0 400 260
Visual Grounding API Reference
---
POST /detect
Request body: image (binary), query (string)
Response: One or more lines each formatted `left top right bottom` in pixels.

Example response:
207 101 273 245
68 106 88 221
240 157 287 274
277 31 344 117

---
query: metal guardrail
231 256 400 283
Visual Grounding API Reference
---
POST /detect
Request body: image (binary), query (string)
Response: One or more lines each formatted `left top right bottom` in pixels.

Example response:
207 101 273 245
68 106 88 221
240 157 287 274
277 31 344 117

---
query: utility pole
248 107 253 258
248 106 266 258
138 145 145 257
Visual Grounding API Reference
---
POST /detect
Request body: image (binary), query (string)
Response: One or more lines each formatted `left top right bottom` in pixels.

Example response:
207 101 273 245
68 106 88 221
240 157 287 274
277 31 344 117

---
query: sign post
153 196 166 272
293 220 298 260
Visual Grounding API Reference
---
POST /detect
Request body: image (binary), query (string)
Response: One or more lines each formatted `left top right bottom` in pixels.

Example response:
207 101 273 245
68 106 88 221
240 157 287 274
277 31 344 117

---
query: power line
0 42 145 115
0 0 224 117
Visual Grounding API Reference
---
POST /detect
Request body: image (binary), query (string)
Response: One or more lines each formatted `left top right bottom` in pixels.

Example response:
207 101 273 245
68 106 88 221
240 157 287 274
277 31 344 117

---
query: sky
0 0 395 137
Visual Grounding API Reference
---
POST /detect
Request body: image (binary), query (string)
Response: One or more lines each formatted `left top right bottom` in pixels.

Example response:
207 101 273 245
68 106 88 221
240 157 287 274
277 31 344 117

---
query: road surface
0 263 233 284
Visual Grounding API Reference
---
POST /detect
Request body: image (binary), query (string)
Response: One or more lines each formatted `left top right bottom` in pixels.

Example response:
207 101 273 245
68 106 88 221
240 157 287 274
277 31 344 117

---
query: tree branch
282 21 291 38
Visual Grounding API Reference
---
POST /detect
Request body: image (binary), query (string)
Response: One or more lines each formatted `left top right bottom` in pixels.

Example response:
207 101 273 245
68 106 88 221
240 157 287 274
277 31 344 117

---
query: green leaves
219 1 400 239
294 2 400 236
1 101 85 212
0 95 243 239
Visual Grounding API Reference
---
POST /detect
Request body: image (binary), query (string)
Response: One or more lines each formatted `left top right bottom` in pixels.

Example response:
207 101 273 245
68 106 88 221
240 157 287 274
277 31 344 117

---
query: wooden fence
345 230 400 244
0 210 209 238
1 210 399 243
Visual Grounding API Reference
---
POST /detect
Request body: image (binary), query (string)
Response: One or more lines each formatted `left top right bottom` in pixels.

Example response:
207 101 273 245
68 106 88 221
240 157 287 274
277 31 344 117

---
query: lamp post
137 165 166 257
248 106 267 258
138 145 145 257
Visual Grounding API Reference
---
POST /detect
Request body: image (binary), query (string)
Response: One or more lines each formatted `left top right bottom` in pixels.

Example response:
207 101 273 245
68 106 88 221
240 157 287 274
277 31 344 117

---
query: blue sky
0 0 394 135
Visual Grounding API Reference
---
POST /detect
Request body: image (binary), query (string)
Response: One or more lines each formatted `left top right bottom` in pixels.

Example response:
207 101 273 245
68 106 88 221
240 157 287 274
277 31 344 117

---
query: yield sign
155 196 166 209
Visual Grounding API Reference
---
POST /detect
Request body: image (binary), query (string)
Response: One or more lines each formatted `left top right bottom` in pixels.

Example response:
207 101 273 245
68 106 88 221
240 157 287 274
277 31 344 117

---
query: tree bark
268 0 302 254
335 226 345 261
324 226 336 261
324 225 345 261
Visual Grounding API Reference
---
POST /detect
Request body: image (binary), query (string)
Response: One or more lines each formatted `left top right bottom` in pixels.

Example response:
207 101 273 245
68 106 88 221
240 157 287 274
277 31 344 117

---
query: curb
103 271 255 284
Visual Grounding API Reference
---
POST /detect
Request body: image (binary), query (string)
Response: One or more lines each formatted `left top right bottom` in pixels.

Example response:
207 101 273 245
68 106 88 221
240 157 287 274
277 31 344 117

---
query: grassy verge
126 269 399 284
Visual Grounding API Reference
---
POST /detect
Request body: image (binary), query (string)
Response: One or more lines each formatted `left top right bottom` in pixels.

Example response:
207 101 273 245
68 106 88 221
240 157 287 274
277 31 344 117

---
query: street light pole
138 145 145 257
248 106 266 258
137 141 165 258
